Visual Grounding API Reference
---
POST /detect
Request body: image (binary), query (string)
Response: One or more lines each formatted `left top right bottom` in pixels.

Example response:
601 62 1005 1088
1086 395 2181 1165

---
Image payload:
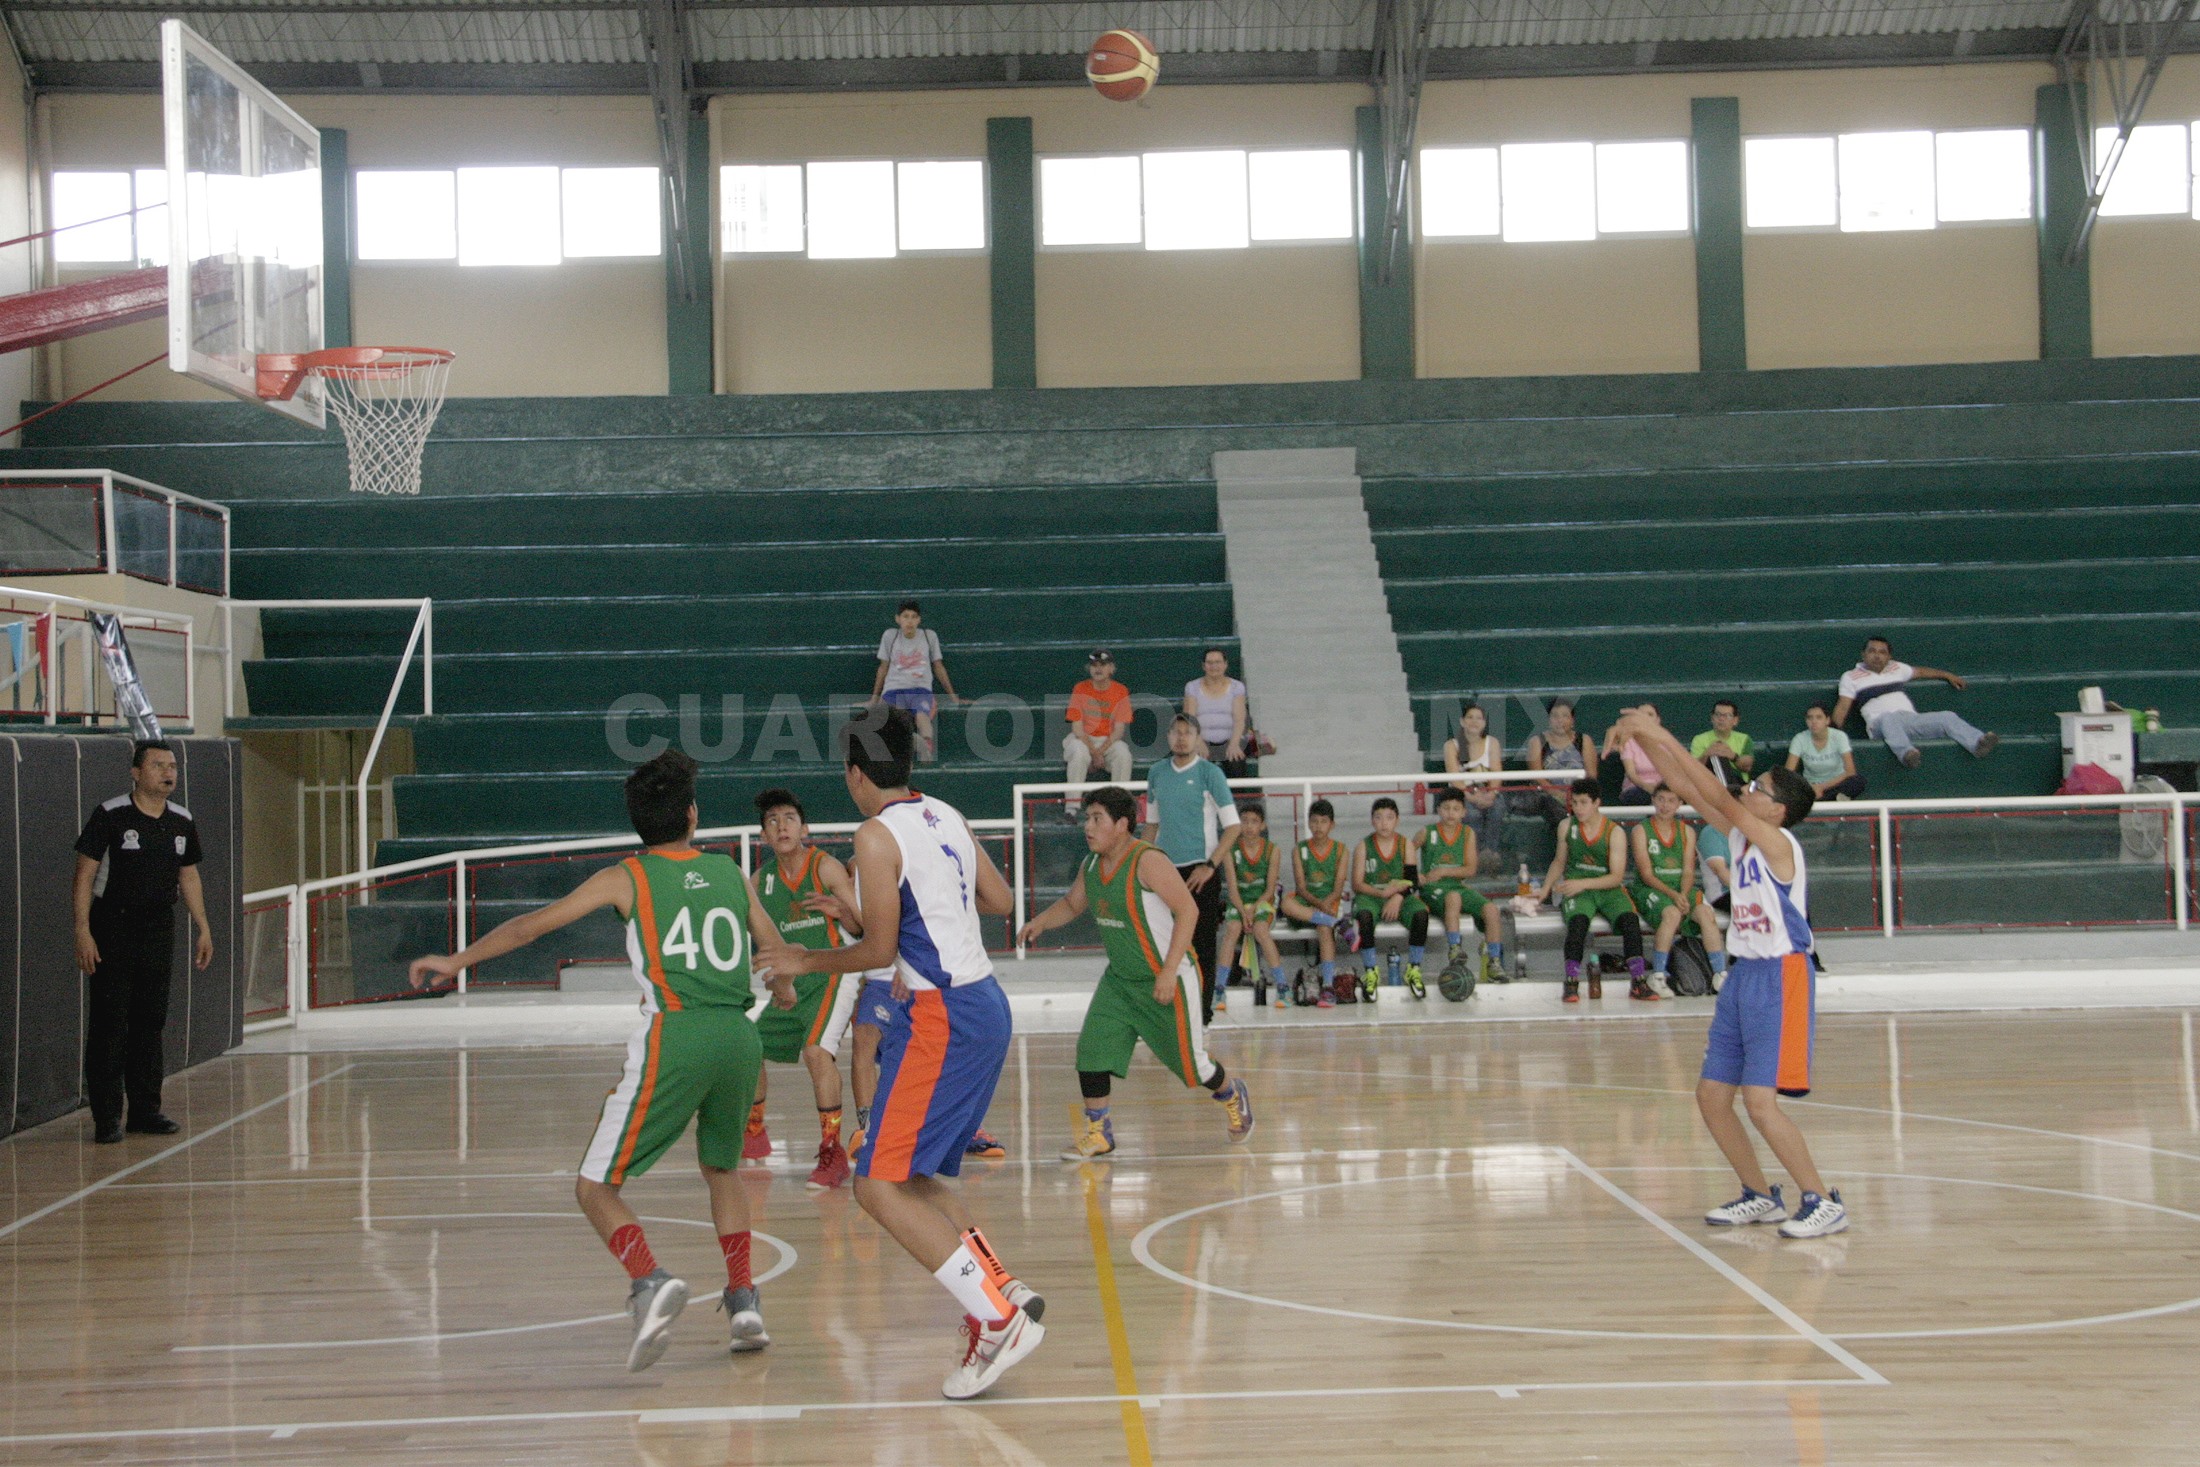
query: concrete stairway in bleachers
1213 448 1418 776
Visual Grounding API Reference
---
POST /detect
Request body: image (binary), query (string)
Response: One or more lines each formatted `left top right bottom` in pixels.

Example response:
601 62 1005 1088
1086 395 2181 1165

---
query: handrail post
2174 794 2191 934
1878 805 1896 938
100 472 118 576
221 600 235 721
355 605 429 876
419 599 434 715
1012 786 1027 957
286 884 306 1021
182 614 195 731
454 853 470 994
166 492 177 587
41 606 55 726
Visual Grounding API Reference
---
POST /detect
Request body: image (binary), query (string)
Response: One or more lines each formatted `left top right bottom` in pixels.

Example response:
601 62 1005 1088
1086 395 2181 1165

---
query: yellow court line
1082 1162 1156 1467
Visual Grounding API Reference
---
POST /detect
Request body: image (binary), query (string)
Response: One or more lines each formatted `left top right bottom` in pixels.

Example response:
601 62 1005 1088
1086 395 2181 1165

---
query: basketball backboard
162 19 325 428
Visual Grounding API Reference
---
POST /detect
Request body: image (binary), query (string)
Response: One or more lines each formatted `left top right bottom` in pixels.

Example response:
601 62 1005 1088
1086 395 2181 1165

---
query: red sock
720 1230 752 1290
746 1099 767 1136
819 1106 843 1142
608 1223 656 1281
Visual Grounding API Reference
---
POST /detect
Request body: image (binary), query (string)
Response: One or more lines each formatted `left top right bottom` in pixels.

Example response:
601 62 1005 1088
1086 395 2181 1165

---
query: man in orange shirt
1064 649 1134 785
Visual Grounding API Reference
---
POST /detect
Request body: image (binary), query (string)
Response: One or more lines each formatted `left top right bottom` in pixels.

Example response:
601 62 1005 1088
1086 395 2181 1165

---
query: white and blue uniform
1701 827 1817 1095
857 792 1013 1182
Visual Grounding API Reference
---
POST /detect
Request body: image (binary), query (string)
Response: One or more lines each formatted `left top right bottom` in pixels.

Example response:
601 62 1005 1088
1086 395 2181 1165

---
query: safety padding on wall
1 735 243 1139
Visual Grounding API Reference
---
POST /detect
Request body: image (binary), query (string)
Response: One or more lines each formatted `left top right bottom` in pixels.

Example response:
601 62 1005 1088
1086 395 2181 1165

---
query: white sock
933 1242 1010 1323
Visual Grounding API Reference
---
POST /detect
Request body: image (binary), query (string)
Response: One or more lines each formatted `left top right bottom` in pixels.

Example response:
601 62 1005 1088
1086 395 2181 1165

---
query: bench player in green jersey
1277 797 1352 1005
1629 784 1725 996
1214 801 1287 1008
408 751 793 1373
1414 786 1507 991
1533 778 1647 1002
748 788 873 1190
1353 796 1431 999
1020 786 1255 1161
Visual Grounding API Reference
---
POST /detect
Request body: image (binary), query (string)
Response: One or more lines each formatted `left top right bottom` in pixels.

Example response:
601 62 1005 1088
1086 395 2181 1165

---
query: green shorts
1076 964 1213 1089
1561 886 1639 925
1354 891 1429 921
754 972 853 1064
1418 880 1490 918
580 1007 762 1184
1224 900 1276 925
1628 884 1699 935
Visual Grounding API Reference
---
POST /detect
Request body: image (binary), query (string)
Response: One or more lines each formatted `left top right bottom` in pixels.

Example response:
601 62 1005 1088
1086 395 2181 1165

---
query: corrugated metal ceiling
5 1 2079 69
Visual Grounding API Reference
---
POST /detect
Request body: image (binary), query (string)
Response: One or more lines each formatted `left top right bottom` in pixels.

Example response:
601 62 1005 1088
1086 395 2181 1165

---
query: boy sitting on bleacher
1352 797 1430 999
1414 787 1506 987
1279 798 1352 1007
1215 802 1286 1008
1533 779 1648 1003
1629 785 1726 996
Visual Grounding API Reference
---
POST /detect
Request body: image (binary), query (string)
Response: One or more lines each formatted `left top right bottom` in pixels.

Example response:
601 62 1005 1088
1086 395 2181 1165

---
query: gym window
50 170 168 266
2096 123 2191 217
720 159 987 258
1745 128 2035 232
354 166 664 264
1419 139 1690 242
1037 148 1353 250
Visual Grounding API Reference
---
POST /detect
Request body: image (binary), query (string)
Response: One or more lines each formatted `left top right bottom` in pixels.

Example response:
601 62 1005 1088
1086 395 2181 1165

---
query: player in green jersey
409 751 793 1373
1277 797 1353 1005
1414 786 1506 991
1214 801 1287 1008
1352 796 1430 998
1629 784 1725 996
1019 786 1254 1161
1533 778 1646 1003
748 788 873 1189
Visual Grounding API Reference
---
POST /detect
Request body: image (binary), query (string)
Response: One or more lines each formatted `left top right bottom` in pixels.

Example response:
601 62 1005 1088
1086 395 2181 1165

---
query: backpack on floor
1666 936 1714 997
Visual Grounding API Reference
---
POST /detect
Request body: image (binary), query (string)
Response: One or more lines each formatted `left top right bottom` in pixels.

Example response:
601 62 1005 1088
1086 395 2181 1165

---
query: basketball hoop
258 346 453 497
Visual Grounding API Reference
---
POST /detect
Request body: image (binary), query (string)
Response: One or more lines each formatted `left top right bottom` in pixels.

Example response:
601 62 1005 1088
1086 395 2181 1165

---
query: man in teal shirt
1140 713 1242 1022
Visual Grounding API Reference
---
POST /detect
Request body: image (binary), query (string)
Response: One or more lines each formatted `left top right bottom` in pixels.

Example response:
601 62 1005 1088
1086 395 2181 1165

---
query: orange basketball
1085 29 1159 102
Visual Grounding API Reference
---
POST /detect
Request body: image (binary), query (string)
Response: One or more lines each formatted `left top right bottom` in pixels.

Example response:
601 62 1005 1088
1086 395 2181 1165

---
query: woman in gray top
1183 647 1250 778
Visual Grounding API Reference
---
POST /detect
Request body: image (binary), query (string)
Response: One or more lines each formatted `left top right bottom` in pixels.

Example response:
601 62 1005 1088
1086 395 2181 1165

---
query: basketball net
284 347 453 497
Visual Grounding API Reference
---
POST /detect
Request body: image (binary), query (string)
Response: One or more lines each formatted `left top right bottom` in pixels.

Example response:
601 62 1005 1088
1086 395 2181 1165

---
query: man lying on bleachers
1830 636 1998 770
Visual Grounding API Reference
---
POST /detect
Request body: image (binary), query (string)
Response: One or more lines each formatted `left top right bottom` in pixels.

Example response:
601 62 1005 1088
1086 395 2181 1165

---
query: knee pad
1356 910 1377 948
1408 908 1430 946
1617 913 1644 958
1564 914 1591 964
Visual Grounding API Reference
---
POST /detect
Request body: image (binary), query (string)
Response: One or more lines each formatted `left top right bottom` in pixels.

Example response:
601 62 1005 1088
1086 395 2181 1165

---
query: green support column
1355 105 1414 381
987 116 1037 390
1689 98 1746 372
664 112 716 395
2035 82 2094 361
318 127 353 349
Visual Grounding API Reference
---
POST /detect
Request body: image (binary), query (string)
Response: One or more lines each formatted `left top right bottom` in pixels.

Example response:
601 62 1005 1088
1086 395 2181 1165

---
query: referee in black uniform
72 741 214 1145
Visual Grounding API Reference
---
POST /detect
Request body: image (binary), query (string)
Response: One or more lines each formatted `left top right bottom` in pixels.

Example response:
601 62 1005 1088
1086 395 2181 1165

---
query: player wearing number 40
407 750 799 1372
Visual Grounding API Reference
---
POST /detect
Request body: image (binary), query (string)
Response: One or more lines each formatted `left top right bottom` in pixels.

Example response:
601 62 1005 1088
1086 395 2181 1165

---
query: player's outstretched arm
1138 848 1202 1005
408 863 628 988
764 823 904 977
1618 712 1731 828
1017 867 1088 947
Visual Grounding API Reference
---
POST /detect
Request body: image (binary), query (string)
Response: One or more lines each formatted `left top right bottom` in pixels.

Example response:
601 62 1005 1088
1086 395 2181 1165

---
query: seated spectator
869 598 958 762
1183 648 1250 779
1523 698 1598 824
1278 798 1352 1007
1602 701 1665 804
1064 649 1132 786
1690 699 1755 784
1832 636 1998 769
1787 702 1866 800
1442 701 1502 778
1459 779 1507 875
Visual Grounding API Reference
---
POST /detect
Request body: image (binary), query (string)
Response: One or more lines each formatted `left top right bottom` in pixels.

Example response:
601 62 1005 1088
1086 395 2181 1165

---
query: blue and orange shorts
856 976 1012 1182
1701 953 1815 1097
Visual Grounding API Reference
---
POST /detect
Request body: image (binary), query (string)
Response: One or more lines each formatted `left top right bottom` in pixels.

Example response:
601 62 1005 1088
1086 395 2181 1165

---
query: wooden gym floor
3 1007 2199 1464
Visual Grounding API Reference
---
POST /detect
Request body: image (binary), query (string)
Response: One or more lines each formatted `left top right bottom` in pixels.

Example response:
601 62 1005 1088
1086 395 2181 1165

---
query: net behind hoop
306 348 453 497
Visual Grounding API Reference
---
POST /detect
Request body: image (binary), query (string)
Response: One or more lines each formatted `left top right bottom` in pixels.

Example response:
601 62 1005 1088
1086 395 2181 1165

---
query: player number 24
662 905 746 971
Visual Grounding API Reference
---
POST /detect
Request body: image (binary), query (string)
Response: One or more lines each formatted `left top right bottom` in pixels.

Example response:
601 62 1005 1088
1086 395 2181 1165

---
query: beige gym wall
39 91 666 399
2092 56 2200 358
712 83 1365 392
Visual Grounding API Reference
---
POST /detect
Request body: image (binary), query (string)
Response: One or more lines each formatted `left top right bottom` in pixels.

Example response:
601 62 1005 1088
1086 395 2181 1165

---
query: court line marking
0 1063 358 1242
1081 1149 1156 1466
171 1215 797 1353
1557 1149 1886 1385
111 1170 580 1189
0 1375 1882 1448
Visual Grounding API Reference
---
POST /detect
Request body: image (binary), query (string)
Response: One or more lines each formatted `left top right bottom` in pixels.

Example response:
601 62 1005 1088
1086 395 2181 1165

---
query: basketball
1085 29 1159 102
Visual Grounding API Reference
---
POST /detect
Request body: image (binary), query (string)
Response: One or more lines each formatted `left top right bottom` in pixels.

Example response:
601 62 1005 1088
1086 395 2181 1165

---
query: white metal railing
1009 771 2197 950
221 597 433 875
0 470 231 595
0 581 193 727
263 816 1018 1025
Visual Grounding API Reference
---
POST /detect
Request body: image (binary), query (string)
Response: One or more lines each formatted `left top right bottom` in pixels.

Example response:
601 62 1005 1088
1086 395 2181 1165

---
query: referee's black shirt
75 794 202 909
